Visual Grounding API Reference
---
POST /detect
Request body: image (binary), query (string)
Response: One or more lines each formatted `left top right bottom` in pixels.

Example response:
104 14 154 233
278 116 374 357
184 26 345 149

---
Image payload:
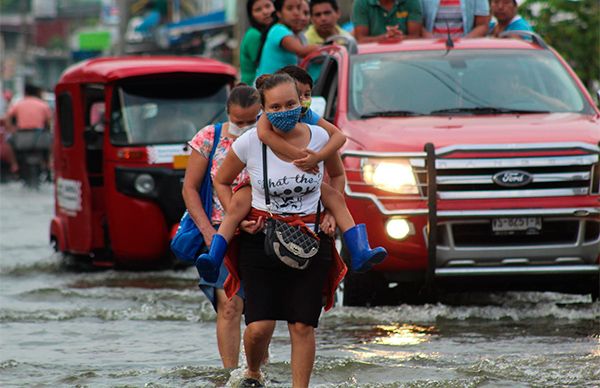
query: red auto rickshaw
50 56 236 268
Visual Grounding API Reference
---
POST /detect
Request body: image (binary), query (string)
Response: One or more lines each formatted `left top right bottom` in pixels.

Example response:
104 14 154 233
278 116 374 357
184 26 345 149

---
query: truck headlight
361 158 418 194
386 218 414 240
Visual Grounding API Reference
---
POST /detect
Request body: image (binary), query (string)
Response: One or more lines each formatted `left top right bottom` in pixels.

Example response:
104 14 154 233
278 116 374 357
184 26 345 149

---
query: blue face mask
266 106 302 133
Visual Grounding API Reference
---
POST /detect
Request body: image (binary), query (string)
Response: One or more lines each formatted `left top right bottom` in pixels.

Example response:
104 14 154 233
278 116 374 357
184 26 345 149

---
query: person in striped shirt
421 0 490 38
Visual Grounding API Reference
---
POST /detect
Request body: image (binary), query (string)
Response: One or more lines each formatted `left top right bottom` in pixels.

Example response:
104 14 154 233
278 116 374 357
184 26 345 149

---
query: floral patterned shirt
188 124 250 224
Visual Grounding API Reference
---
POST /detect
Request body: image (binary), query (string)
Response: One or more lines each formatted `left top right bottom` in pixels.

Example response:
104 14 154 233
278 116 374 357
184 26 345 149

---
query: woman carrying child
196 66 386 282
181 84 262 369
200 73 385 387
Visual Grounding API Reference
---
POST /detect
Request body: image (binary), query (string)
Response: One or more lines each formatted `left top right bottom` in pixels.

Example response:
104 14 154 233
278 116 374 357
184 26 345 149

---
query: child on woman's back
195 68 386 283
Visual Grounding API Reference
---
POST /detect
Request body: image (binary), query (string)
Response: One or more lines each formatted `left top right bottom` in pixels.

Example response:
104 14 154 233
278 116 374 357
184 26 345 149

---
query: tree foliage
523 0 600 92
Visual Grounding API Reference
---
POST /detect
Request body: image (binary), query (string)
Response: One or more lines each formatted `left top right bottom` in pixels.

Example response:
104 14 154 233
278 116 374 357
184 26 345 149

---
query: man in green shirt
352 0 423 43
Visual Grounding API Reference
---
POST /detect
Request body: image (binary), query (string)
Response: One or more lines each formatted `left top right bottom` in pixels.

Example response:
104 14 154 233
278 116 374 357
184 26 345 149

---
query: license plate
492 217 542 234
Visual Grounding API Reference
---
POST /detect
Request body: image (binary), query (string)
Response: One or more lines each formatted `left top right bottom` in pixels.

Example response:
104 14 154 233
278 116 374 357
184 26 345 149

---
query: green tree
523 0 600 93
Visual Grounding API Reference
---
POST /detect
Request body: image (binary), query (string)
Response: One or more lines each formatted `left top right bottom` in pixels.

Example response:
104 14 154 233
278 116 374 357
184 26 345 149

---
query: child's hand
293 149 320 174
239 217 265 234
319 212 336 237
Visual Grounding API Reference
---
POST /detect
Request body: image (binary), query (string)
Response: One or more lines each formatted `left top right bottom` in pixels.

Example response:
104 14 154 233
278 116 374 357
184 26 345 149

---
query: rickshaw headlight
134 174 156 194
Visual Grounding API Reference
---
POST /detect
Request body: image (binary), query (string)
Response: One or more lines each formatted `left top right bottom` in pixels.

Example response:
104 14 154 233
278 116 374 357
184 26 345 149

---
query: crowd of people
240 0 533 85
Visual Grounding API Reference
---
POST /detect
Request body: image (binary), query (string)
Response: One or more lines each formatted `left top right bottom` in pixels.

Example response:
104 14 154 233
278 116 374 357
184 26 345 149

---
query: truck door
83 85 107 251
54 89 93 254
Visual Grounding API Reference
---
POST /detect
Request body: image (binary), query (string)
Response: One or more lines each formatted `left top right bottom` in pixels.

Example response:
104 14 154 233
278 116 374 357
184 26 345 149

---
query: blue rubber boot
343 224 387 272
195 234 228 283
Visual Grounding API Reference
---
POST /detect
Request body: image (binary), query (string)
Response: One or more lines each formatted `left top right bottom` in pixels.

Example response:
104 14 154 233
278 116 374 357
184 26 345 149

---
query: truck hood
342 113 600 152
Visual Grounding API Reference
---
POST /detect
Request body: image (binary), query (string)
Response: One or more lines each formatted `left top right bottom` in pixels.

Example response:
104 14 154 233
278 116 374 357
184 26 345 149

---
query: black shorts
238 231 333 328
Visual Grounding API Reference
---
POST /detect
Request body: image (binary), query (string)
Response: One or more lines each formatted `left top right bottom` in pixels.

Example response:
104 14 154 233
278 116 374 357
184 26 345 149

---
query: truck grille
412 145 599 200
439 219 582 247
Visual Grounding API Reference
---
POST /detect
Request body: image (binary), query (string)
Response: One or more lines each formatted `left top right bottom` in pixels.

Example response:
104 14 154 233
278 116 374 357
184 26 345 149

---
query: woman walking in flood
213 73 349 387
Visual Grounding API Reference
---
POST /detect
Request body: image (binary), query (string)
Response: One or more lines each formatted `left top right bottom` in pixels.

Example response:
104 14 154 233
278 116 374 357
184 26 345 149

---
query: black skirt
238 231 333 328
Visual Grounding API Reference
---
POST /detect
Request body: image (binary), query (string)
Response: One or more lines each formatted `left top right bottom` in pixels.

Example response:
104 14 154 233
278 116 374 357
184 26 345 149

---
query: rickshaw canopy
57 56 237 85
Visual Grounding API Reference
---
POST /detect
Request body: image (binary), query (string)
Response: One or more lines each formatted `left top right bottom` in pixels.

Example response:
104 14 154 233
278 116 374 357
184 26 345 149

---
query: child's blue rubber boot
195 234 227 283
343 224 387 272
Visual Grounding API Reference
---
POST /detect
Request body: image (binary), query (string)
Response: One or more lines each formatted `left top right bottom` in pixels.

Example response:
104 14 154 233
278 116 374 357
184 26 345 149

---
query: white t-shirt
232 124 329 216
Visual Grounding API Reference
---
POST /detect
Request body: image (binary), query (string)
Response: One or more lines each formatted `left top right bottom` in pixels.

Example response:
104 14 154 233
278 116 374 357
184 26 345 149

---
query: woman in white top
213 73 346 387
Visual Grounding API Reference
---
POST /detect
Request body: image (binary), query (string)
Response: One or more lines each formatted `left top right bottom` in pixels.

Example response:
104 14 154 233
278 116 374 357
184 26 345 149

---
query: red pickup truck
304 34 600 305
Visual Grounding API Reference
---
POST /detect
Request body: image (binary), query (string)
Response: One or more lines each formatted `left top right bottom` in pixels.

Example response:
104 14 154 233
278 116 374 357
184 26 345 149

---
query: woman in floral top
182 84 262 368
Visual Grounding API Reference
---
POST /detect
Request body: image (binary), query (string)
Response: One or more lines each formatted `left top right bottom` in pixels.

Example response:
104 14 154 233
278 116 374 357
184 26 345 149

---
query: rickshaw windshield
110 77 229 145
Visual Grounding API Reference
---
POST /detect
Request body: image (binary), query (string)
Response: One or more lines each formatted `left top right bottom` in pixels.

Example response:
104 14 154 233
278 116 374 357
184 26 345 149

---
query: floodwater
1 182 599 387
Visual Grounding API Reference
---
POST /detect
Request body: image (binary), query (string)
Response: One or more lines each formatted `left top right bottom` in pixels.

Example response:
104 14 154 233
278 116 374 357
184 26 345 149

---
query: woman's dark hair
309 0 339 13
227 83 260 112
273 0 286 12
255 73 298 105
275 65 313 88
246 0 277 66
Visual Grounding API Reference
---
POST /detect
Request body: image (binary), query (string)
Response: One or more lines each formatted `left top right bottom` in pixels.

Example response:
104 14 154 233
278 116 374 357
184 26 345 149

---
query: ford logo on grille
492 170 533 187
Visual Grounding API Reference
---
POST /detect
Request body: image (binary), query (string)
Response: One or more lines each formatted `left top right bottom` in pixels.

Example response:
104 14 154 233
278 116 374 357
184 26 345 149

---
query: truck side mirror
312 96 327 117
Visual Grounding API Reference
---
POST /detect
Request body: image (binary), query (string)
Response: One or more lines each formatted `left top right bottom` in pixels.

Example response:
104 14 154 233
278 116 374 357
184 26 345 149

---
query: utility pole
15 0 29 97
232 0 247 69
116 0 130 56
0 35 5 115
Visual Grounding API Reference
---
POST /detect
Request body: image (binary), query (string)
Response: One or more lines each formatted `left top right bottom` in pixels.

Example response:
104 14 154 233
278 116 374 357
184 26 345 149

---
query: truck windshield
349 49 593 119
110 77 228 145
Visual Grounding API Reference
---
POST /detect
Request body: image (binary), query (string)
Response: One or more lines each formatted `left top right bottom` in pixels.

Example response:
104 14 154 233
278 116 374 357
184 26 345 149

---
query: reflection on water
370 324 437 346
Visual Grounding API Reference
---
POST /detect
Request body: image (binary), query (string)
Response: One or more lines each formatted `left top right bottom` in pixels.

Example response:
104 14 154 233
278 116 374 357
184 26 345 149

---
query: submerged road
0 182 598 387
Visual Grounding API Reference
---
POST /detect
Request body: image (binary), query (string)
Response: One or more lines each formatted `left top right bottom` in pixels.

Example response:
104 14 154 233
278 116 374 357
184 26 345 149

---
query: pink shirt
432 0 464 38
188 124 250 224
7 97 52 130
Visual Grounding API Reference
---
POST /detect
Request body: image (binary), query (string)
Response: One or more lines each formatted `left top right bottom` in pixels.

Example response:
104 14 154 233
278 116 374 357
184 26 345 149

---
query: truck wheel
340 242 395 306
343 270 391 307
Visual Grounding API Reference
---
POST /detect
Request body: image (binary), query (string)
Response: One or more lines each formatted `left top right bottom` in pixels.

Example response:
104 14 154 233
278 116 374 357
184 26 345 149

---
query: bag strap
200 122 222 221
262 142 271 207
204 122 222 185
209 123 222 161
262 143 321 234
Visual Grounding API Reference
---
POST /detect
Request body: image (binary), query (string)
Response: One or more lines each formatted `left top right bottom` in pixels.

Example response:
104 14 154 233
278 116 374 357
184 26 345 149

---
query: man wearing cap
352 0 423 43
489 0 533 37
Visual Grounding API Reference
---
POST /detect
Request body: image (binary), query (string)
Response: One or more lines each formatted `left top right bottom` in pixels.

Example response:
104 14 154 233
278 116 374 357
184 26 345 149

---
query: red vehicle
304 33 600 305
50 56 236 268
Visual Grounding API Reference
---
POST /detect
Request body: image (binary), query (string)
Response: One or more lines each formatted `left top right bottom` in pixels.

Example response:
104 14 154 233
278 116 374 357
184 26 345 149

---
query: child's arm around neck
256 113 306 160
256 110 346 171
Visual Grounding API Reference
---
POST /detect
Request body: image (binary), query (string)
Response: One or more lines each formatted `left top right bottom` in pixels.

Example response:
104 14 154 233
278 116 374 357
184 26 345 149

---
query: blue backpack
170 123 222 262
